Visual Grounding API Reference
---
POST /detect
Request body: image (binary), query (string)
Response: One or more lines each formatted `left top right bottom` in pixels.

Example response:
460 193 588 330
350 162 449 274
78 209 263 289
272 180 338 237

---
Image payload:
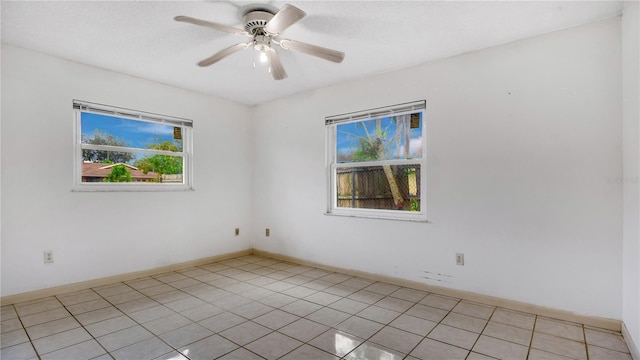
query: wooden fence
336 165 420 211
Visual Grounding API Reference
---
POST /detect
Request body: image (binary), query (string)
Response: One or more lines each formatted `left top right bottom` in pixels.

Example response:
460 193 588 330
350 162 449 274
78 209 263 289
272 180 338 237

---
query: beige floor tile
441 312 488 333
344 341 405 360
32 327 92 355
528 348 576 360
389 288 428 302
128 305 175 324
452 301 495 320
419 294 460 311
257 293 297 308
490 308 535 330
40 339 105 360
325 284 359 297
531 332 587 360
535 317 584 342
198 311 246 333
280 318 330 342
15 298 62 317
20 308 70 327
1 306 18 321
158 323 213 349
105 290 148 305
482 321 532 346
335 316 385 339
348 290 386 305
84 315 137 338
472 334 528 360
279 299 323 317
308 329 363 357
304 291 342 306
405 303 448 322
2 317 24 333
219 321 271 346
117 298 160 314
374 296 414 312
96 325 154 352
410 338 469 360
466 352 497 360
280 344 339 360
253 309 299 330
369 325 423 353
92 283 132 298
245 332 303 360
389 314 437 336
357 305 401 324
587 345 633 360
152 351 189 360
56 289 102 306
179 303 224 322
178 334 237 359
306 307 351 327
0 328 30 349
328 298 369 314
230 301 274 319
584 328 630 353
363 282 401 296
427 324 479 350
75 306 123 326
111 337 171 360
282 285 318 298
0 342 38 359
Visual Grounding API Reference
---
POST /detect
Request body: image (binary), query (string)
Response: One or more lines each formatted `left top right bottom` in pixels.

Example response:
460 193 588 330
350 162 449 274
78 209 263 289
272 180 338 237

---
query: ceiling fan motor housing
243 10 274 35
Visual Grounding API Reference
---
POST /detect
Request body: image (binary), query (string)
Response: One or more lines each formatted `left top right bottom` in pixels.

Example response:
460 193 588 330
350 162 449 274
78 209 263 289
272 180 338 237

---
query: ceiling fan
175 3 345 80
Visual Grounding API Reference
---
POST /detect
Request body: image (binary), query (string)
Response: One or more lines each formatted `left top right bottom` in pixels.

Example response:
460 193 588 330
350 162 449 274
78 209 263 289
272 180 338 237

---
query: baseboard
253 249 622 332
0 249 253 305
623 322 640 360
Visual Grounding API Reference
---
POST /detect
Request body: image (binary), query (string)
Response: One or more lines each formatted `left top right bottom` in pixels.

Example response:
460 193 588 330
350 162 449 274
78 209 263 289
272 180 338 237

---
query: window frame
72 100 194 192
325 101 427 221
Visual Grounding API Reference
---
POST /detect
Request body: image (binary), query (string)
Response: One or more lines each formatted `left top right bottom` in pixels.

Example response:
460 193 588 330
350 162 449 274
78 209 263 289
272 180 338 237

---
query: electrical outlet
235 228 240 236
456 253 464 266
44 251 54 264
265 228 270 237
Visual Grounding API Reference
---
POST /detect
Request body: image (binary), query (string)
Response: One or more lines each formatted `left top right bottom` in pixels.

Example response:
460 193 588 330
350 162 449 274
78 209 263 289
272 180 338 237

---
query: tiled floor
0 255 633 360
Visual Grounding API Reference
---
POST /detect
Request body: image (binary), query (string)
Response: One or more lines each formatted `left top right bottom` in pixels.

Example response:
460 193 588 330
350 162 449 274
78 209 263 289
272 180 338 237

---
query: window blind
325 100 425 126
73 100 193 128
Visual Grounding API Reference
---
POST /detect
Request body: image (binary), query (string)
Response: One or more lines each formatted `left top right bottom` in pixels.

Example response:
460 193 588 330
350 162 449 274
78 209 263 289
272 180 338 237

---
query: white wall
0 45 254 297
252 18 623 319
622 0 640 356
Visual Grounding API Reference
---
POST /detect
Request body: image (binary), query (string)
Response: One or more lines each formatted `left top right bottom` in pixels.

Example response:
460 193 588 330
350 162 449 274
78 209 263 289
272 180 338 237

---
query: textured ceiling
1 1 623 105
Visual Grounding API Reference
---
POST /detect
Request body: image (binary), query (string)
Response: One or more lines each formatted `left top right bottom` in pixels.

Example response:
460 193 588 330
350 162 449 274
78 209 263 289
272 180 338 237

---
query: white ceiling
1 1 622 106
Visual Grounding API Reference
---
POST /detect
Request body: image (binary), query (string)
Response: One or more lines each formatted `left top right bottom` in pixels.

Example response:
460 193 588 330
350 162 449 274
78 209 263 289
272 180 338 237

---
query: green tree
133 136 183 176
82 130 135 164
103 165 132 182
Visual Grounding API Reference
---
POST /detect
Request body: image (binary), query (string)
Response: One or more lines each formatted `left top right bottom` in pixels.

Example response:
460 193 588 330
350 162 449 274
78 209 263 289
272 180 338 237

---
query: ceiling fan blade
279 39 345 63
264 4 306 35
267 49 287 80
174 16 249 36
197 43 251 67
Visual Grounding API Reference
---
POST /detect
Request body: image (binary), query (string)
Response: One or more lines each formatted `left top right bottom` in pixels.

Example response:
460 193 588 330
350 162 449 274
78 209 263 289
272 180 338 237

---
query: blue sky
81 112 176 149
336 114 423 162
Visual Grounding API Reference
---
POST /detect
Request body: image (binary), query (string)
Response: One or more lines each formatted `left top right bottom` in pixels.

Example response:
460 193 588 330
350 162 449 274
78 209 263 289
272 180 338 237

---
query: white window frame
325 101 427 221
72 100 194 192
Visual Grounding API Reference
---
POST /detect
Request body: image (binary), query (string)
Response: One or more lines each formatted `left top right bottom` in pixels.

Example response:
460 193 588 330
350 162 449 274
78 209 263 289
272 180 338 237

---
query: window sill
72 185 194 192
324 212 429 222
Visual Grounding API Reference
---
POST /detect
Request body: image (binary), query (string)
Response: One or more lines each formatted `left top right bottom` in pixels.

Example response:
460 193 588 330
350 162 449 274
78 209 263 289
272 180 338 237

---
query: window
73 100 193 191
326 101 426 221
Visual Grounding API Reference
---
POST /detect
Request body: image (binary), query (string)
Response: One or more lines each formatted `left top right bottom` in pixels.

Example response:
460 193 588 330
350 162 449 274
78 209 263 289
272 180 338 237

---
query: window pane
336 113 422 163
81 112 182 152
81 151 183 184
336 164 421 211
